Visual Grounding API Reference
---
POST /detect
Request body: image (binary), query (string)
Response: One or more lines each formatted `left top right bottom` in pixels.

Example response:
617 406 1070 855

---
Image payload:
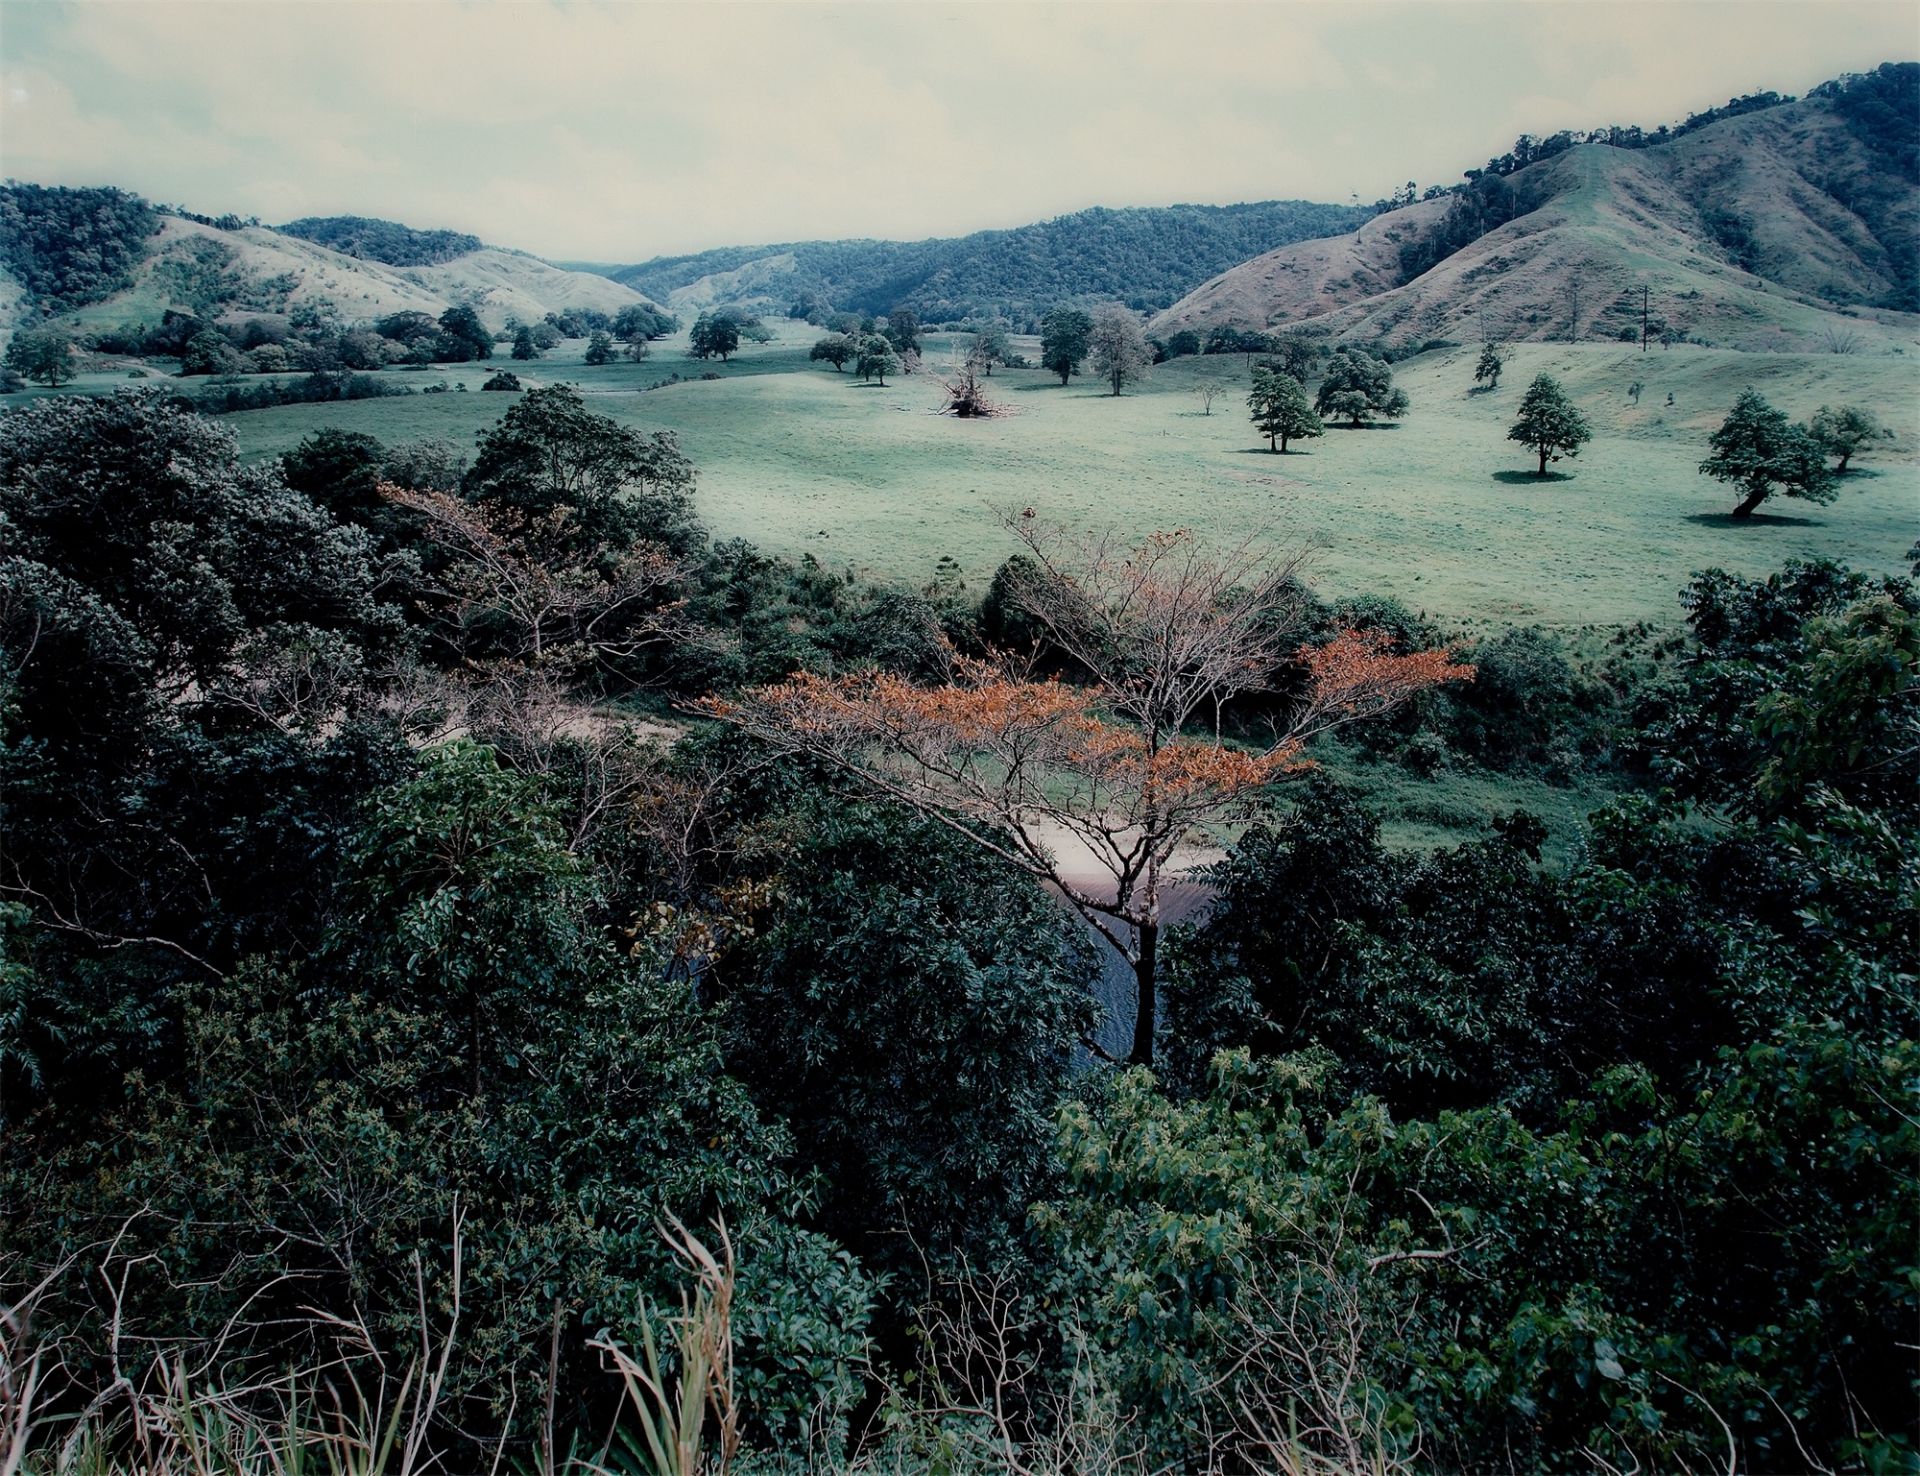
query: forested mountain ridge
1150 64 1920 351
586 200 1373 324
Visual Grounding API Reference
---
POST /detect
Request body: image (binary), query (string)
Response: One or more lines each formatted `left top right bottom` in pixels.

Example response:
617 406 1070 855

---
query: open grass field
216 319 1919 630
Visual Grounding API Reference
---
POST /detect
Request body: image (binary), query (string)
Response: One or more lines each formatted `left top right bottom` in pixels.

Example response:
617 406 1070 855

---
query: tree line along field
218 318 1919 631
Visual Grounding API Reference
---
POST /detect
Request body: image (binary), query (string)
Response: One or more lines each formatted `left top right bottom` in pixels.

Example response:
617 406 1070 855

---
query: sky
2 1 1914 263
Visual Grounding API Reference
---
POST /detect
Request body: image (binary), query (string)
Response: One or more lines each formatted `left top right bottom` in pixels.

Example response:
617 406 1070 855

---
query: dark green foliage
1039 305 1093 384
583 330 614 365
194 370 412 414
1698 389 1836 515
613 302 678 342
723 801 1097 1271
463 385 699 554
606 201 1370 323
436 303 494 361
1246 366 1322 450
809 332 855 370
1507 372 1592 475
511 324 540 360
2 325 76 386
0 182 160 309
689 312 741 360
278 213 481 264
1314 346 1409 426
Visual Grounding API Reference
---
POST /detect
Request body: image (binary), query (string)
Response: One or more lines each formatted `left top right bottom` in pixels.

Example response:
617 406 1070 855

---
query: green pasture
215 324 1918 628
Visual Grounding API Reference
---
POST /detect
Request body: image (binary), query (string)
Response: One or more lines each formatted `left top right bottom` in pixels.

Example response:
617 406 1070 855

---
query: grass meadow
222 319 1918 634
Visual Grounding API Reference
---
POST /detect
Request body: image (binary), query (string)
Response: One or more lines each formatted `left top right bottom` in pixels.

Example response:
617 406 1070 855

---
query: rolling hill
0 195 664 336
583 201 1372 324
1150 66 1920 352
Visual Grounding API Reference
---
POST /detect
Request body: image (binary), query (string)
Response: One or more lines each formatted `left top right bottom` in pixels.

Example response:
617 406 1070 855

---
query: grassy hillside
591 201 1371 324
221 326 1917 629
1151 79 1920 352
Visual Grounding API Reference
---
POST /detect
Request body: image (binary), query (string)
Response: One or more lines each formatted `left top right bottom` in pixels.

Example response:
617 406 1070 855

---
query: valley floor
214 322 1919 630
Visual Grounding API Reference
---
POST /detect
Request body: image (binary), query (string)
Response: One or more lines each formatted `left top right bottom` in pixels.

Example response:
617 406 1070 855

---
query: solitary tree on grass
1040 306 1094 386
1474 342 1505 390
1507 373 1591 476
1247 367 1324 451
584 331 614 365
1088 306 1152 396
696 512 1472 1065
1314 347 1409 427
1699 389 1836 518
1809 404 1881 474
966 320 1012 375
810 333 855 371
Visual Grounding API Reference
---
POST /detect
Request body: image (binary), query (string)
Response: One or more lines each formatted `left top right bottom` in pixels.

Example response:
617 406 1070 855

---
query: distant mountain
0 188 663 333
588 201 1373 325
1150 64 1920 353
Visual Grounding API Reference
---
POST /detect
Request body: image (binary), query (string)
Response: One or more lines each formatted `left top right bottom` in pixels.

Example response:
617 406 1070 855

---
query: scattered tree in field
698 513 1472 1066
3 325 76 387
1193 380 1224 416
688 313 740 361
1039 306 1094 385
1699 389 1837 517
1247 367 1323 451
1507 373 1591 476
584 331 614 366
1474 342 1505 390
1628 380 1644 405
966 320 1012 375
1314 347 1409 427
1809 404 1881 473
1088 307 1152 396
857 334 900 385
810 333 855 372
886 309 921 356
627 338 651 363
511 326 540 361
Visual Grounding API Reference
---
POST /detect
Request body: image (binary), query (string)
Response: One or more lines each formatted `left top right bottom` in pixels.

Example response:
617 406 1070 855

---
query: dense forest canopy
278 213 483 265
0 181 160 310
605 200 1373 322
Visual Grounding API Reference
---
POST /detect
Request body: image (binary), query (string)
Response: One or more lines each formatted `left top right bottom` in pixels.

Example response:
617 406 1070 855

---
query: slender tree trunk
1731 486 1768 518
1836 451 1852 473
1280 433 1290 452
1130 919 1158 1066
1537 445 1549 477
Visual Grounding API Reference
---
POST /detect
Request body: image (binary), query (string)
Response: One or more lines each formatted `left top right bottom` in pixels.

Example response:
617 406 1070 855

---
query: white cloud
0 0 1911 259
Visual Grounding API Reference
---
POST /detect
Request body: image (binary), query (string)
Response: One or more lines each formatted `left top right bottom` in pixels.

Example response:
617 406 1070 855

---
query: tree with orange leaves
697 512 1472 1065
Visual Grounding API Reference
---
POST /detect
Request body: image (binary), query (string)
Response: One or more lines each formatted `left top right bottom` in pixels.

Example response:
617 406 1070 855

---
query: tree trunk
1129 920 1158 1066
1836 451 1852 473
1280 433 1290 453
1537 445 1549 477
1731 486 1768 518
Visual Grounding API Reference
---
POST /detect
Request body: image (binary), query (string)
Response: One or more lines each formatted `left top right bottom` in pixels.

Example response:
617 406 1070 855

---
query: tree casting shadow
1685 510 1824 529
1493 469 1575 485
1236 446 1315 456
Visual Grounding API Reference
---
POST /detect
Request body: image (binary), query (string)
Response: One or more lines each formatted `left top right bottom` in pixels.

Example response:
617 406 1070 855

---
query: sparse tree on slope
1088 306 1152 396
1474 342 1505 390
1809 404 1880 474
1247 367 1323 452
697 513 1471 1066
1699 389 1836 518
1040 306 1094 386
583 331 614 365
511 326 540 361
1507 373 1591 477
1314 347 1409 427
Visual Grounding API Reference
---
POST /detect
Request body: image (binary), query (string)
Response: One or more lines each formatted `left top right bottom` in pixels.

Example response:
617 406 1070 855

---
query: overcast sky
2 1 1913 263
